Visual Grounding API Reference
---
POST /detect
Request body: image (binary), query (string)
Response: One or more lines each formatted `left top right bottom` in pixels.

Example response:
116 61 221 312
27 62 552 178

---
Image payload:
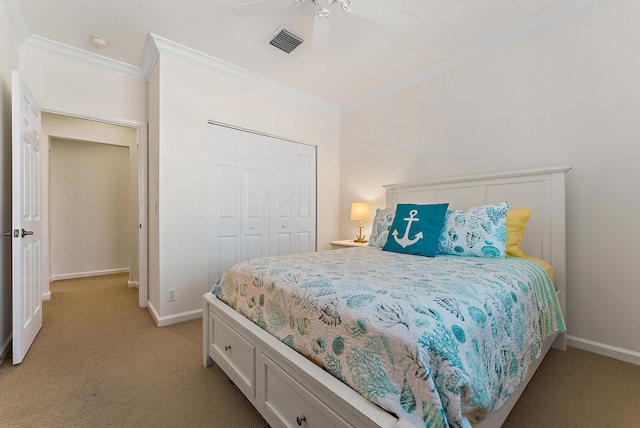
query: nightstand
329 240 369 250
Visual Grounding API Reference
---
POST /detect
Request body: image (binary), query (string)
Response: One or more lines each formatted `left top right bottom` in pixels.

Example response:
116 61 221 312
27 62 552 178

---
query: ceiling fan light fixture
235 0 412 54
90 35 108 48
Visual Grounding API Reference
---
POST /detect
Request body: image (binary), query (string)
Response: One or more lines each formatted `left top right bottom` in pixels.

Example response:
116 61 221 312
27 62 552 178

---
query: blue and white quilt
212 247 565 428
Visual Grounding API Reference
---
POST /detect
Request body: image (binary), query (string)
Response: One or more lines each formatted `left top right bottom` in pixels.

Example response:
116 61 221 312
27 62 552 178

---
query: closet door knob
296 415 306 426
281 224 286 228
251 226 256 230
224 345 231 351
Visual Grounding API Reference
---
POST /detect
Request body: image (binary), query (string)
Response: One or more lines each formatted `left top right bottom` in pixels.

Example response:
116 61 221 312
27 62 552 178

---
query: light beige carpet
0 274 269 428
503 345 640 427
1 274 638 428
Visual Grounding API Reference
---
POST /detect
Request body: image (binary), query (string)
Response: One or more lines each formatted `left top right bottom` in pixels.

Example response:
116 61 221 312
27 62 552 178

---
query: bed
203 165 571 428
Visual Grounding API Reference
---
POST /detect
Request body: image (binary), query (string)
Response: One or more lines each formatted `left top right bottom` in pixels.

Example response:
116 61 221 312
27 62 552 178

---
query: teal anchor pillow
438 201 509 258
382 203 449 257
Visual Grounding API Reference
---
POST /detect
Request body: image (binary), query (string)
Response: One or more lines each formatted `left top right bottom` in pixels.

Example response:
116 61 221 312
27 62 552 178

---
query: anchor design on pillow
392 209 423 248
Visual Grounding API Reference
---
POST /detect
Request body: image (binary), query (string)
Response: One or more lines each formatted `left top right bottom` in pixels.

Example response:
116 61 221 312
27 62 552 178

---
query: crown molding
148 34 340 113
3 0 30 43
341 0 615 113
22 35 146 80
139 35 160 81
5 0 612 115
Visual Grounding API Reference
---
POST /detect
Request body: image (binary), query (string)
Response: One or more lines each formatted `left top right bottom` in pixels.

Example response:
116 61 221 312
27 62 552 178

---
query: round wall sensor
90 35 108 47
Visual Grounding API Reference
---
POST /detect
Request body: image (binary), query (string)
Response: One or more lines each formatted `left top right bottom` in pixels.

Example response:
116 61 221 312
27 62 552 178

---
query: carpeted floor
0 274 269 428
0 274 638 427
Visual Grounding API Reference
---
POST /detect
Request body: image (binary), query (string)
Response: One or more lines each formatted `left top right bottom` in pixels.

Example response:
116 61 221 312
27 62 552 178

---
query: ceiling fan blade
232 0 297 17
344 0 412 27
313 8 331 55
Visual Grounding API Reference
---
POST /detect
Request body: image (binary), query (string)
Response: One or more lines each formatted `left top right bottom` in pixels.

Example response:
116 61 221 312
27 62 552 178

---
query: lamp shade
350 202 370 221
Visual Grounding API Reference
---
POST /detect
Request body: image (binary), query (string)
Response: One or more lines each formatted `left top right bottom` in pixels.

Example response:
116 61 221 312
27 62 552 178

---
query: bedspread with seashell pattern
212 246 564 428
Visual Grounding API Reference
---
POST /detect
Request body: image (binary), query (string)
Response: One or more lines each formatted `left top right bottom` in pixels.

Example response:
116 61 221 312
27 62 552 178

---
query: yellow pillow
506 208 530 258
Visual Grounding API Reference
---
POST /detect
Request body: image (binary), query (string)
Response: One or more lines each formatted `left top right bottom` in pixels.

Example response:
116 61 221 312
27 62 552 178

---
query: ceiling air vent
268 27 303 54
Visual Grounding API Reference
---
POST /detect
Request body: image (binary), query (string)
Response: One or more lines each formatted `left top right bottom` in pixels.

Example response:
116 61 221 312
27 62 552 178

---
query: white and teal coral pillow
438 201 509 258
368 208 395 248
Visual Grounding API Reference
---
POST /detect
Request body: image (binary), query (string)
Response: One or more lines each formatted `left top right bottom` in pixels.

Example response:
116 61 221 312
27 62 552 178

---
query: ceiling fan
231 0 412 54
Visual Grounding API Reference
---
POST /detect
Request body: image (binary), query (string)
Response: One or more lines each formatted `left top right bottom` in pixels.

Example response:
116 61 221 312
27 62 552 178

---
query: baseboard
0 333 12 362
50 268 129 281
41 290 51 301
147 302 202 327
567 335 640 366
127 281 139 289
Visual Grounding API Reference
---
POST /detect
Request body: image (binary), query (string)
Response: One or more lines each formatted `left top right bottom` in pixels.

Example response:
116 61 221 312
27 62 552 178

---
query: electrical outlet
167 288 176 302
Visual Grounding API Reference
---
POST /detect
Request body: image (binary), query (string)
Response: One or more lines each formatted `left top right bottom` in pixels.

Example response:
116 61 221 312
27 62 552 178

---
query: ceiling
12 0 577 105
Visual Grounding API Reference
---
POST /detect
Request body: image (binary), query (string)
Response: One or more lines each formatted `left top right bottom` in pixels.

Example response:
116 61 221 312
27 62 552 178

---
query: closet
207 123 316 285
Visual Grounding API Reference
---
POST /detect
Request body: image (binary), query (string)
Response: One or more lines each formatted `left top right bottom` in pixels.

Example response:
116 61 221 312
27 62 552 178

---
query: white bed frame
203 165 571 428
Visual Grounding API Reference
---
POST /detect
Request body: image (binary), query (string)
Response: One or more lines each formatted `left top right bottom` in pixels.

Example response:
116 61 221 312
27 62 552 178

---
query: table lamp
350 202 370 243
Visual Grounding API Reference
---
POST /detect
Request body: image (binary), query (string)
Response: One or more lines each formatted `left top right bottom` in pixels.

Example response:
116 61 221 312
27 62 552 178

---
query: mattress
212 246 565 428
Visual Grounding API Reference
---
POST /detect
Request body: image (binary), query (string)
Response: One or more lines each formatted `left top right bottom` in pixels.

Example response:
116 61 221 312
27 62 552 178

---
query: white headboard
384 165 571 347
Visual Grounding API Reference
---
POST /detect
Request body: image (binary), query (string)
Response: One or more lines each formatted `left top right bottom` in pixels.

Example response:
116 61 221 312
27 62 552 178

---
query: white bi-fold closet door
207 123 316 285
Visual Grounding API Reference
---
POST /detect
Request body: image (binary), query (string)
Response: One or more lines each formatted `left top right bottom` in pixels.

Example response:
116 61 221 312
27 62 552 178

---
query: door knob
21 229 33 238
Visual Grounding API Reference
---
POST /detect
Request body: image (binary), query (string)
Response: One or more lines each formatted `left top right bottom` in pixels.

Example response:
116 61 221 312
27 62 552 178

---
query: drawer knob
224 345 231 351
296 415 306 426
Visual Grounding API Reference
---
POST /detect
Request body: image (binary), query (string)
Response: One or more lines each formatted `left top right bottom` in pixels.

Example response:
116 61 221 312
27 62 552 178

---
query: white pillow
437 202 509 258
368 208 395 248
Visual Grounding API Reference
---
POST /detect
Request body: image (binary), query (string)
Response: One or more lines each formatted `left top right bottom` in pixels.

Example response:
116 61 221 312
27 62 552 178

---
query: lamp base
354 221 367 243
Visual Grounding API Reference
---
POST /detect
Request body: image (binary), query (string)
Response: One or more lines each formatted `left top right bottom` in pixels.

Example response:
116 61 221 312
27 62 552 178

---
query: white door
270 138 294 256
270 139 316 255
240 133 270 261
292 143 316 253
207 124 269 285
11 70 43 365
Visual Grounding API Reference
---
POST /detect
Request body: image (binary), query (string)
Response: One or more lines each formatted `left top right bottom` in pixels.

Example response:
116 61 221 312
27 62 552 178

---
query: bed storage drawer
209 310 256 398
261 354 353 428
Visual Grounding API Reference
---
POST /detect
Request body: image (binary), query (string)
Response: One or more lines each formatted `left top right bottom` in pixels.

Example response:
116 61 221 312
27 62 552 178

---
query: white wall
41 113 138 290
49 138 129 279
340 0 640 359
147 61 160 312
148 54 340 323
0 1 20 355
19 48 147 125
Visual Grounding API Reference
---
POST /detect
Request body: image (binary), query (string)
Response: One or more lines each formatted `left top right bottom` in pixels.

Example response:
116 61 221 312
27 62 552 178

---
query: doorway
41 112 148 307
49 138 130 281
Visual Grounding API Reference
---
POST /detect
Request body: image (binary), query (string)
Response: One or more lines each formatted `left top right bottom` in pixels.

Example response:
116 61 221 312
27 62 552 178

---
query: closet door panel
270 140 294 256
242 166 268 261
241 133 270 261
270 174 293 256
209 123 316 282
296 232 311 254
293 146 316 253
217 236 240 280
208 130 242 285
273 233 292 256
